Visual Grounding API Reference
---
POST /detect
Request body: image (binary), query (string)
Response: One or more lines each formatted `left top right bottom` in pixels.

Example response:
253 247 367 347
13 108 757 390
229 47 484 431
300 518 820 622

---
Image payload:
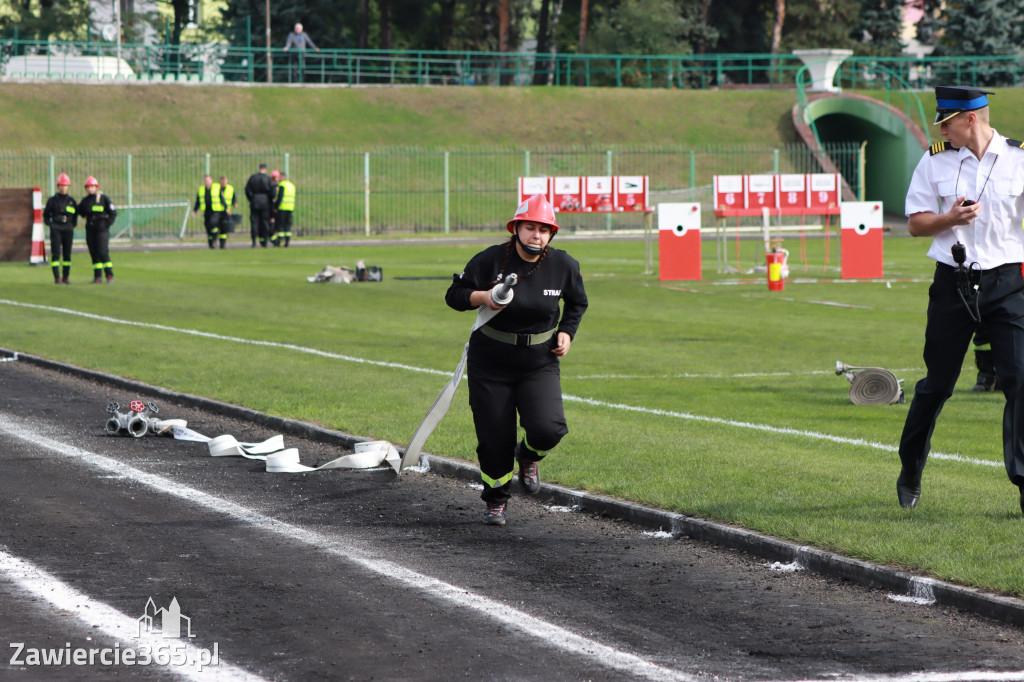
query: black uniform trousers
250 206 271 246
467 332 568 505
899 262 1024 488
203 211 221 247
49 227 73 268
85 226 110 272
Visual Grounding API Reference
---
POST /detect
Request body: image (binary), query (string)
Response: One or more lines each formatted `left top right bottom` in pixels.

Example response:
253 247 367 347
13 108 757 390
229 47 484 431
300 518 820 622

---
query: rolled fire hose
399 274 518 472
835 361 905 405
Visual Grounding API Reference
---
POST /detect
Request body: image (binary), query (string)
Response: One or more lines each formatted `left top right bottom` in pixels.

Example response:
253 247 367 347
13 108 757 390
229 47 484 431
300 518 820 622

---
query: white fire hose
104 402 401 473
835 361 905 405
399 274 518 472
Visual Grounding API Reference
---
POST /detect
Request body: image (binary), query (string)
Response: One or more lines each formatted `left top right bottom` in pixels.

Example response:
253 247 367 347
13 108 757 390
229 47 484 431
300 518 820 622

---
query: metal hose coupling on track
104 400 186 437
835 361 905 405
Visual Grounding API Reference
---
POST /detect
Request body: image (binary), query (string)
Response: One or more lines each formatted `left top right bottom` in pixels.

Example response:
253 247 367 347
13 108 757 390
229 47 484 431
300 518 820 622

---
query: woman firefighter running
445 194 588 526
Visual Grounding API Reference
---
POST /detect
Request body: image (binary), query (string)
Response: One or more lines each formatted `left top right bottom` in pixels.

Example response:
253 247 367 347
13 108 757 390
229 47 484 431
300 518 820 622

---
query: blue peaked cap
934 86 994 124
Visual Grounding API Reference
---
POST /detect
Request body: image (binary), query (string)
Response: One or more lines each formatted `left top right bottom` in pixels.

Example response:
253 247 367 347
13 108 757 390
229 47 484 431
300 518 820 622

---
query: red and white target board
777 174 808 213
614 175 648 212
551 176 583 212
517 176 652 213
713 175 744 216
808 173 841 215
746 175 777 212
840 201 884 279
517 177 551 205
583 176 614 212
658 203 702 281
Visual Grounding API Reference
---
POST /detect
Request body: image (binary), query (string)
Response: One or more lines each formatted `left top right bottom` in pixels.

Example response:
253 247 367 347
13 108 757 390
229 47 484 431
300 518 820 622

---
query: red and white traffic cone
30 187 46 265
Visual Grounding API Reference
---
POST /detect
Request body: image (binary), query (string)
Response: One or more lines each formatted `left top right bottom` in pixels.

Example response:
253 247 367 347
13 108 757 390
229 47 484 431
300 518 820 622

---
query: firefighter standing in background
244 164 275 248
273 172 296 248
77 176 117 284
269 169 281 246
192 175 224 249
43 172 77 285
445 194 589 526
218 175 236 249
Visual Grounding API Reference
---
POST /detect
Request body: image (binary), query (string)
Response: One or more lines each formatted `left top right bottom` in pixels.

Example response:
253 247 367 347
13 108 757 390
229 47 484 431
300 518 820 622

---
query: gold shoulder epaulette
1006 138 1024 149
929 141 954 155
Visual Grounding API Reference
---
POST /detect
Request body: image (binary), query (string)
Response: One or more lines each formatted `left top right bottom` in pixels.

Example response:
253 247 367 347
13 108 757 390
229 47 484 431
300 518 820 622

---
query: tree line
2 0 1020 59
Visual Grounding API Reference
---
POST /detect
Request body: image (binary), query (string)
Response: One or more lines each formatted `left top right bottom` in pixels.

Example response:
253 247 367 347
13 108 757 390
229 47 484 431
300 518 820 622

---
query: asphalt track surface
2 359 1024 681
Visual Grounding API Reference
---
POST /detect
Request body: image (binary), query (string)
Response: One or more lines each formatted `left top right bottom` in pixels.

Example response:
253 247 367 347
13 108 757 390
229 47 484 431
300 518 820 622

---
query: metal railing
0 144 864 240
5 39 1024 88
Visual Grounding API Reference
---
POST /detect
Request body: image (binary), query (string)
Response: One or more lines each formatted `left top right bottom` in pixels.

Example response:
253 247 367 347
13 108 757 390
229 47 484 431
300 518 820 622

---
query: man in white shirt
898 85 1024 514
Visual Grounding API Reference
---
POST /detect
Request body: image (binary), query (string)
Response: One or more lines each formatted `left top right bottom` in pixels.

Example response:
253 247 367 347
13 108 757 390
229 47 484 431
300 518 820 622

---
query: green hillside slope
0 83 802 149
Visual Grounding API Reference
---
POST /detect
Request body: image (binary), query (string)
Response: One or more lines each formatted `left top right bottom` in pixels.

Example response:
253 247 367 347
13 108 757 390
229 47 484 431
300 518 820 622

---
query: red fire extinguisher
766 249 785 291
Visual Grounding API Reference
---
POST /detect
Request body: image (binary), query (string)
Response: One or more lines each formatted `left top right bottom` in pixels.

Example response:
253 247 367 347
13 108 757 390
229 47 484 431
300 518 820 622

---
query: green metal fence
0 144 864 241
4 38 1024 89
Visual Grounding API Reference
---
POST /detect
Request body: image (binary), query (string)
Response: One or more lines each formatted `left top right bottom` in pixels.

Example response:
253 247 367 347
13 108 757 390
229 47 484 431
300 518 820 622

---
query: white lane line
786 673 1024 682
0 549 266 681
0 300 449 378
0 415 697 682
0 300 997 470
561 394 1000 469
569 368 922 380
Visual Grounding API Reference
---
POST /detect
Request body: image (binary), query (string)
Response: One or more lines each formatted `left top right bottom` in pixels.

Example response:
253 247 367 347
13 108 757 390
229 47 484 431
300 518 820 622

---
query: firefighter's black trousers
467 331 568 505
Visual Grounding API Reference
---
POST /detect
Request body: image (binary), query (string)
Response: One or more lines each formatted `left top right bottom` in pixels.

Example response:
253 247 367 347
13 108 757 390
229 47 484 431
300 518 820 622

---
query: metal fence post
284 152 290 176
443 151 450 234
49 156 55 193
858 141 867 201
606 149 613 230
127 153 133 239
205 153 210 176
364 152 370 237
524 150 530 177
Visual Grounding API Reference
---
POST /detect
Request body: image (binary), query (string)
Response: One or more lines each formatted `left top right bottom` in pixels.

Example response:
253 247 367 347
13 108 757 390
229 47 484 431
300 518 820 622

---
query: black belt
937 262 1021 275
480 326 556 348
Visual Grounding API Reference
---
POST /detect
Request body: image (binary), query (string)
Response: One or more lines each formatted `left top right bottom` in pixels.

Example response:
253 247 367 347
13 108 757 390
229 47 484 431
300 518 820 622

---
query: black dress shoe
896 477 921 509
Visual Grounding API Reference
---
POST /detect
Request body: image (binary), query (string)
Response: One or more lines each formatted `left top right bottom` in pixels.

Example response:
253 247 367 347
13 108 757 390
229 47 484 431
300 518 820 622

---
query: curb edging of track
4 347 1024 629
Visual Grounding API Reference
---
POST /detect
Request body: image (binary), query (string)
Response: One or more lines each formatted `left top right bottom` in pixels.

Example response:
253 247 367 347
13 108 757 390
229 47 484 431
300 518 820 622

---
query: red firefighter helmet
270 169 281 180
57 173 71 186
506 194 559 234
84 176 99 188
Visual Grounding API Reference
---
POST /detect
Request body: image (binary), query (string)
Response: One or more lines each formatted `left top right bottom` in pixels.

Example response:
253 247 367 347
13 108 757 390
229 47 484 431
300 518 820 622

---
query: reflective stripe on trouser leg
480 469 514 490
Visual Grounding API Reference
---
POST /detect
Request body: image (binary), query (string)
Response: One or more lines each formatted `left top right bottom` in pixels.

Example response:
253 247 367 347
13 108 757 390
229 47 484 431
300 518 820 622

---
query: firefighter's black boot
972 349 999 392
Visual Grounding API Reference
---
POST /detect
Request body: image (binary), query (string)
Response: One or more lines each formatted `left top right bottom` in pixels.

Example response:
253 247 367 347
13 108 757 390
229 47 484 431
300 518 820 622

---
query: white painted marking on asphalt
0 300 996 470
0 548 267 681
0 415 697 682
788 673 1024 682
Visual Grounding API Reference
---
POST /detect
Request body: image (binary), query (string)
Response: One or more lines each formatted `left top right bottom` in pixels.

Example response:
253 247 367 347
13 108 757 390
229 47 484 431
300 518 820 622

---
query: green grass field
3 233 1023 597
